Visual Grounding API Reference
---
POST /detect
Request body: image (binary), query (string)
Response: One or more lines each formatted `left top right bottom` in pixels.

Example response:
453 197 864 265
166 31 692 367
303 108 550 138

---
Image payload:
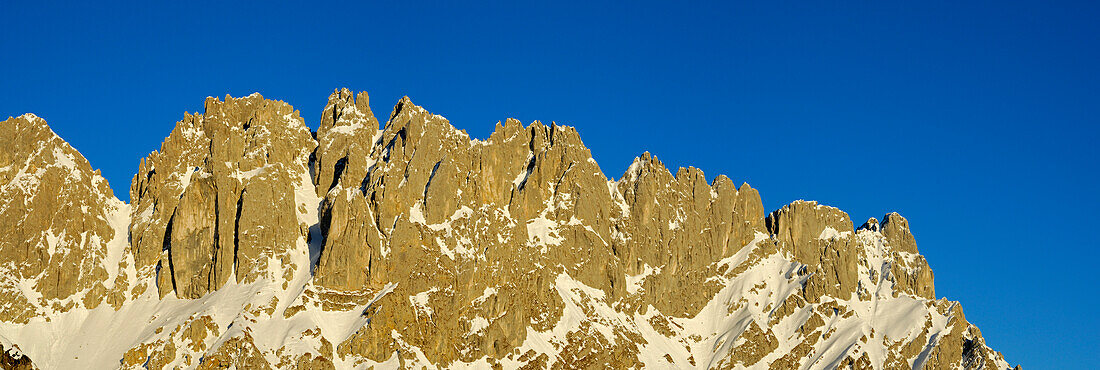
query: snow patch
526 216 564 253
625 264 660 294
818 226 852 240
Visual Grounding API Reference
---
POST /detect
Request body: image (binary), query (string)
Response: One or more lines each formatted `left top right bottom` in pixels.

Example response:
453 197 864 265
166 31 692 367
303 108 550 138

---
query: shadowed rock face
0 91 1014 369
0 342 34 370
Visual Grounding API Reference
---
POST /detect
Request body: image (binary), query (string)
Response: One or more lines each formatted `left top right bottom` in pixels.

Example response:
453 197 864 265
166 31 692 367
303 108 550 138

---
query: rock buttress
129 93 316 299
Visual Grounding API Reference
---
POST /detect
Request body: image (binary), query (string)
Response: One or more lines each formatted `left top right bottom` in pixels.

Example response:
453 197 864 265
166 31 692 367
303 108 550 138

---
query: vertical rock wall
129 94 315 298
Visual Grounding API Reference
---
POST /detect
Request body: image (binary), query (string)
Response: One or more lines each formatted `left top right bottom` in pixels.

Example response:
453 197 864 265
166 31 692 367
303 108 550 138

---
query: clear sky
2 1 1097 367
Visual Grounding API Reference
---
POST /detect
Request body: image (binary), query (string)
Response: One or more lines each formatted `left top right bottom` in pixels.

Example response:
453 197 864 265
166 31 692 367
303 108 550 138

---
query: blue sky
2 1 1097 366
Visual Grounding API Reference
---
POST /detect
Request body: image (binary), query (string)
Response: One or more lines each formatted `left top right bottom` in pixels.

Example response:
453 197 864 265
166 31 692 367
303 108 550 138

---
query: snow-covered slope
0 90 1015 369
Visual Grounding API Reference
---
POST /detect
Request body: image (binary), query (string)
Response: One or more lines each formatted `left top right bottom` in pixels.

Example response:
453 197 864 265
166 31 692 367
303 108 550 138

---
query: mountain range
0 89 1014 369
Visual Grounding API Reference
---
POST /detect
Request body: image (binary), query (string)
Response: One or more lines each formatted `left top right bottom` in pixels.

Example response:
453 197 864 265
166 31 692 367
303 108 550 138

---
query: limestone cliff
128 93 315 299
0 91 1015 369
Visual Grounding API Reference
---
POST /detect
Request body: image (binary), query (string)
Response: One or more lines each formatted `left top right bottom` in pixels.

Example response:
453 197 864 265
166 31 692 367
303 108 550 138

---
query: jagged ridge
0 90 1014 369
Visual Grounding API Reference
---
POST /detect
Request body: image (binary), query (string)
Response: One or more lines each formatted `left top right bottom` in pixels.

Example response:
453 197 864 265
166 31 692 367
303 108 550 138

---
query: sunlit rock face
128 93 315 299
0 113 126 324
0 91 1014 369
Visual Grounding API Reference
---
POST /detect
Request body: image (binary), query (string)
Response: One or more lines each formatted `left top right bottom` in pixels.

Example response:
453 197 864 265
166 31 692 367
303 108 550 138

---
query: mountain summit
0 90 1014 369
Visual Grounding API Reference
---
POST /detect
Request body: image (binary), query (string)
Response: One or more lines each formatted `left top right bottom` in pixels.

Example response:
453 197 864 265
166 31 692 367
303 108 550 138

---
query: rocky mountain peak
129 93 316 299
766 200 854 245
882 211 919 253
314 88 380 196
859 216 881 232
0 113 125 323
620 151 668 182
